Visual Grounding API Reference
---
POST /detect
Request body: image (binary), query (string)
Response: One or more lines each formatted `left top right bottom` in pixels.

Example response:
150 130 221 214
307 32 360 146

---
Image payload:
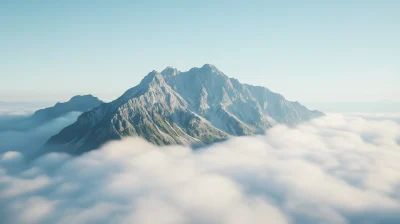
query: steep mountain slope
0 95 104 132
43 65 323 155
163 64 322 134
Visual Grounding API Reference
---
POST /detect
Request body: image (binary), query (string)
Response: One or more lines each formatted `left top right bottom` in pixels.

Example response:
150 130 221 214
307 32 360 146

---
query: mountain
43 64 323 155
31 95 104 123
0 95 104 132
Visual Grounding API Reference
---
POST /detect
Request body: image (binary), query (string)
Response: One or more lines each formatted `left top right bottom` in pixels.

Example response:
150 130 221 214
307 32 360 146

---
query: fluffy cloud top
1 114 400 224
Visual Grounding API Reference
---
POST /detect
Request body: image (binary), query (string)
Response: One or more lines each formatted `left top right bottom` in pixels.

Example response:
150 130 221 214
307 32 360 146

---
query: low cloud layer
1 114 400 224
0 102 51 116
0 112 81 153
347 112 400 124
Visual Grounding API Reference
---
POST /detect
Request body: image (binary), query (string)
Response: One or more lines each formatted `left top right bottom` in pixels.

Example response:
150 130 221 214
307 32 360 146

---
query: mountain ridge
32 94 103 122
42 64 323 155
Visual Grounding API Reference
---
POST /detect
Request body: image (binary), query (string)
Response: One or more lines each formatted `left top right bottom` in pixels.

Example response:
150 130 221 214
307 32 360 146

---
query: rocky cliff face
43 64 323 155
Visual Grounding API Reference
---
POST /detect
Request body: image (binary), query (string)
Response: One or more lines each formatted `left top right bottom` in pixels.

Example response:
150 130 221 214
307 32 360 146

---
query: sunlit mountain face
40 64 322 156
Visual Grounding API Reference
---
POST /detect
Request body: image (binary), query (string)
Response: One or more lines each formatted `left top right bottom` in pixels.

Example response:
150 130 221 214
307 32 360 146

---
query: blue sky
1 0 399 107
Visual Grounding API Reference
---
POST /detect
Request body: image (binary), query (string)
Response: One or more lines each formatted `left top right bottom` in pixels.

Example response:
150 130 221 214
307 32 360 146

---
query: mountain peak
195 64 224 75
202 63 215 69
161 66 179 76
139 70 166 87
200 63 217 71
43 64 323 156
69 94 99 103
32 94 103 123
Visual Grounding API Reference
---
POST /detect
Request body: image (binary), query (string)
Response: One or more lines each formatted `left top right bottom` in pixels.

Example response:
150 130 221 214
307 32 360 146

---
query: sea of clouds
1 111 400 224
0 112 81 154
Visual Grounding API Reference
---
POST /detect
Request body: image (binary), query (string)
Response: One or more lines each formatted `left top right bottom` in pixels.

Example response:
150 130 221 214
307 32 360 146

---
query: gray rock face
163 64 322 134
43 65 323 155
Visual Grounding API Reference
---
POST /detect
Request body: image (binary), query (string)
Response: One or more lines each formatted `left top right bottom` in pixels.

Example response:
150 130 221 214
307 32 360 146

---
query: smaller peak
50 94 102 108
69 94 99 102
161 66 179 76
66 95 103 105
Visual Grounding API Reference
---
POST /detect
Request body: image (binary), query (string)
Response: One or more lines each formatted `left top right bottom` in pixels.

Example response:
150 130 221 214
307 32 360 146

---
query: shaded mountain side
32 95 104 122
42 64 323 156
0 95 104 132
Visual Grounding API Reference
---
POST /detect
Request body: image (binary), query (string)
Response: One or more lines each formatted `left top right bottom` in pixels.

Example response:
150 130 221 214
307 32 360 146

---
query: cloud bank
347 112 400 124
0 102 51 116
1 114 400 224
0 112 81 154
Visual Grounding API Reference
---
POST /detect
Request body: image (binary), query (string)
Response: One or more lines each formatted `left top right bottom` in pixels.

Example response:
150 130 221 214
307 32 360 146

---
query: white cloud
346 112 400 124
0 114 400 223
0 112 81 153
12 197 55 224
